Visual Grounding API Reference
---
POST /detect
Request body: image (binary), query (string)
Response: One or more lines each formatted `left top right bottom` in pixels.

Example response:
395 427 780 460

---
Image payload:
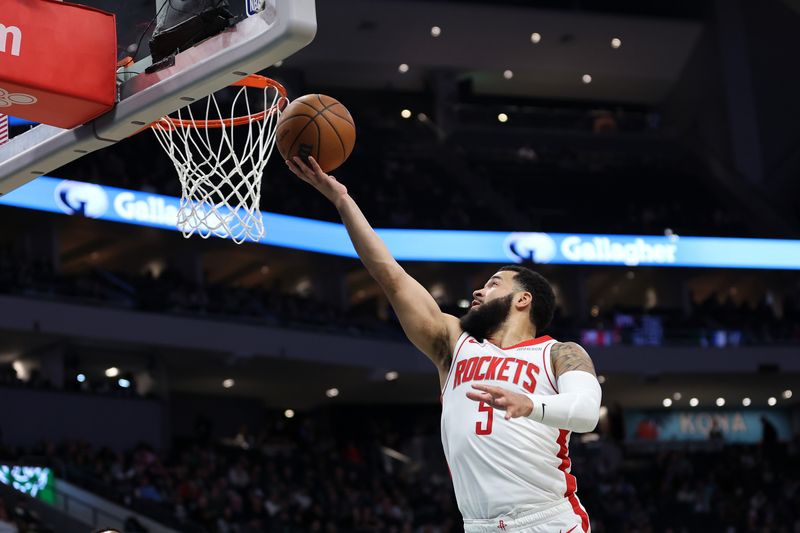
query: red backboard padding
0 0 116 129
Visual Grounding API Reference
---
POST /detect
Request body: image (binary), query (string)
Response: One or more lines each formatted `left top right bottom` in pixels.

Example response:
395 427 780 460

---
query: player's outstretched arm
466 342 602 433
286 157 461 371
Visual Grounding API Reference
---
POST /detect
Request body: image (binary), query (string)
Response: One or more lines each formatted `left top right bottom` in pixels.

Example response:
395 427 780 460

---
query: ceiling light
385 371 399 382
497 113 509 123
716 397 725 407
672 392 682 401
689 397 699 407
598 375 606 384
662 398 672 407
742 397 751 406
105 367 119 378
430 26 441 37
273 60 283 67
611 37 622 49
326 388 339 398
12 361 26 380
782 389 792 399
118 378 131 389
503 69 513 80
457 299 470 309
76 373 86 383
599 406 608 417
417 113 428 122
398 63 409 73
768 397 777 406
400 109 412 119
530 32 542 44
294 278 312 296
223 378 235 389
284 409 295 419
582 74 592 84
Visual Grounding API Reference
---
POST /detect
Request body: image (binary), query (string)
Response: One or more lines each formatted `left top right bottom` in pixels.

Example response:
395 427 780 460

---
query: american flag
0 114 7 145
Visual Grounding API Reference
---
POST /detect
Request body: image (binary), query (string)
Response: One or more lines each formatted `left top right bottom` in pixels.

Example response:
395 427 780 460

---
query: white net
152 80 284 244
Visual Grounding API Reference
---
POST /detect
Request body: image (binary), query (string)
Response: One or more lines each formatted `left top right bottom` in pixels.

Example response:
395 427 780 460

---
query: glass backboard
0 0 316 196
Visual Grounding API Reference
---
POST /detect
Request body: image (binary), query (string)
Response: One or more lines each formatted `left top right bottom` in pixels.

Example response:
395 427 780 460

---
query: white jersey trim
541 340 559 393
441 331 470 395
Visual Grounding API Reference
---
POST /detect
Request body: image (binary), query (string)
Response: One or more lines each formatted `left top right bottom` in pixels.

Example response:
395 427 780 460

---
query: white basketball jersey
440 332 589 524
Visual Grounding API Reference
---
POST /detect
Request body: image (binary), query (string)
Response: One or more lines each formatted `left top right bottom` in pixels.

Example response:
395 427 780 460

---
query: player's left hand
466 384 533 420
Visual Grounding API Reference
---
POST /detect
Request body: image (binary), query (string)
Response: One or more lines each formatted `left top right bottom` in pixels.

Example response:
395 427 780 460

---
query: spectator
709 419 724 443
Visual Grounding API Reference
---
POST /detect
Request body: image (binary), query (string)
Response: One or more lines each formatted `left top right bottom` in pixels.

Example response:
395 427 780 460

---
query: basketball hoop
150 74 287 244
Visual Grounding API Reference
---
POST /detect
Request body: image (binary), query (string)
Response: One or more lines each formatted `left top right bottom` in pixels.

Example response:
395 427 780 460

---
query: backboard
0 0 316 195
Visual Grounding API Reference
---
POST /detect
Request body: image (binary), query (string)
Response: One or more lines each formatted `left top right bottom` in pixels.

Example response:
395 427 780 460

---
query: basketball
275 94 356 173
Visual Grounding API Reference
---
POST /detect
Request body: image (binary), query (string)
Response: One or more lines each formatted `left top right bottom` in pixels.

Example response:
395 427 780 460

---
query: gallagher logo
54 181 109 218
246 0 265 16
503 232 557 264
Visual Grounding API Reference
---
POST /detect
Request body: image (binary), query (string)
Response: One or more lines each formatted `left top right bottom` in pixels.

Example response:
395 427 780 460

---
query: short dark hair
498 265 556 332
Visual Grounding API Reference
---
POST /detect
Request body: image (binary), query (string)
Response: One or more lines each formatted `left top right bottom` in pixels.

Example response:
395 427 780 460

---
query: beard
459 293 514 341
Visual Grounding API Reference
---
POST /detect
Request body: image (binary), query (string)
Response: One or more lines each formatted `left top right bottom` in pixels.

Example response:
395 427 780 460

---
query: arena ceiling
281 0 704 104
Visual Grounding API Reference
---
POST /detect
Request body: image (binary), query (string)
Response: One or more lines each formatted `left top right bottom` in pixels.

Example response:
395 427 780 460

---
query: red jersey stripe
500 335 553 350
556 429 590 532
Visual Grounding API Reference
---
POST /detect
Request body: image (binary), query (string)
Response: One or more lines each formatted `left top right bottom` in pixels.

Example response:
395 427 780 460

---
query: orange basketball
275 94 356 173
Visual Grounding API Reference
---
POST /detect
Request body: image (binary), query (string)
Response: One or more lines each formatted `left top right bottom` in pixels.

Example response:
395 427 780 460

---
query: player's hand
286 156 348 205
466 384 533 420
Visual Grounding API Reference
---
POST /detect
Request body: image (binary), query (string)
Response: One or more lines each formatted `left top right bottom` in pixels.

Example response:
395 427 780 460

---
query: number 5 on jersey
476 401 493 435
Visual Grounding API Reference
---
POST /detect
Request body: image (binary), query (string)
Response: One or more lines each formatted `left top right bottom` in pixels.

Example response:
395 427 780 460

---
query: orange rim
151 75 288 131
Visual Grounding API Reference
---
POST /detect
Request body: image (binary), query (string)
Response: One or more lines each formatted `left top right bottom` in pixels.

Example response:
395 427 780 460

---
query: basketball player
286 156 602 533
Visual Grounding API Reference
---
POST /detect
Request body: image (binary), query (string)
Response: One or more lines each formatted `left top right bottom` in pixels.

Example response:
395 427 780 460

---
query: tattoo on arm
551 342 596 378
